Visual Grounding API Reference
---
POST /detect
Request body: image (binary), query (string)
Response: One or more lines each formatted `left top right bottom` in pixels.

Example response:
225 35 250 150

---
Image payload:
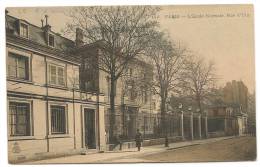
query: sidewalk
26 136 236 164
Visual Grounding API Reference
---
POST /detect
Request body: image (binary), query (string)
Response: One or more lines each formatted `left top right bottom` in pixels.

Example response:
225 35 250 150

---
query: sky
6 5 255 93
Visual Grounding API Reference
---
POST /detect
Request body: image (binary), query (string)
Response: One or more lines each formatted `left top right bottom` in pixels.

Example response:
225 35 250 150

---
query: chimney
41 19 44 27
45 15 48 25
41 15 52 44
42 15 51 31
76 28 84 47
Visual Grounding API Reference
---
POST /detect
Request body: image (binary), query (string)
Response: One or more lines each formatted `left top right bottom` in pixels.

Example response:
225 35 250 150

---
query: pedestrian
135 129 143 151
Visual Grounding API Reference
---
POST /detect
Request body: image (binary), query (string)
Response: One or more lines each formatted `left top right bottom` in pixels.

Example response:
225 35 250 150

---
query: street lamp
164 99 172 147
178 103 183 110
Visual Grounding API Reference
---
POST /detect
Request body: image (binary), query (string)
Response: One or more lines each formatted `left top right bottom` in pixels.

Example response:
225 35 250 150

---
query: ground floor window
9 102 31 136
51 105 67 134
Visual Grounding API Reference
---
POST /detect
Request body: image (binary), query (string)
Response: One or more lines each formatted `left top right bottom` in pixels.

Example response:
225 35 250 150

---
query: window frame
49 103 68 135
71 66 80 90
19 21 29 39
47 62 67 87
7 51 31 81
48 34 55 48
8 99 33 138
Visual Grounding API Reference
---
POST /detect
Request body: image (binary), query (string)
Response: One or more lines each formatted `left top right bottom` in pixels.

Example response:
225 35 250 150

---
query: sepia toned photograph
5 4 256 164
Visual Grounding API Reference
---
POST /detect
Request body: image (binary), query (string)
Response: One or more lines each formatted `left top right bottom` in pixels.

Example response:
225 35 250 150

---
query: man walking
135 129 143 151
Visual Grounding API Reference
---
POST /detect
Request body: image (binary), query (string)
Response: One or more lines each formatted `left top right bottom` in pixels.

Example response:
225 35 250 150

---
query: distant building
207 104 247 137
223 80 248 113
247 93 256 133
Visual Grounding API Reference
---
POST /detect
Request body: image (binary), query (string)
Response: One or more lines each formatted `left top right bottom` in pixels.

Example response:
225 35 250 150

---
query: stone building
207 104 247 137
71 30 157 142
6 13 106 163
223 80 249 113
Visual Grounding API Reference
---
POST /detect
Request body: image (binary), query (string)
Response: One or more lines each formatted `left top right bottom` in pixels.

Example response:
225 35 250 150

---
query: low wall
107 136 183 151
208 131 225 138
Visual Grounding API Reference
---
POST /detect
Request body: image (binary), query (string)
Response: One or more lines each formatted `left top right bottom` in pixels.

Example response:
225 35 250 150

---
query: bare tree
65 6 159 141
179 55 216 112
120 62 152 107
146 32 186 137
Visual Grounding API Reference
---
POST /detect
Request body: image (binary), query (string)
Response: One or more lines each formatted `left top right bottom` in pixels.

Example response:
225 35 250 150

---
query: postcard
5 5 256 164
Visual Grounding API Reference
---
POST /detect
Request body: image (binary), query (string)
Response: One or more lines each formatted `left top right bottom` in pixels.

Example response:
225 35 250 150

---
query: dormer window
20 22 29 38
48 34 55 47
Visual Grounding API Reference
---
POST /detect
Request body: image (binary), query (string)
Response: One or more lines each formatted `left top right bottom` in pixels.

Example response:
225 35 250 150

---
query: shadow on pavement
106 150 138 153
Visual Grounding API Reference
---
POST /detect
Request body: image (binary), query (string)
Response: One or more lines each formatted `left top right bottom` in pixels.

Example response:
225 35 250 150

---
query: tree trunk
196 94 202 113
109 76 117 143
160 96 166 137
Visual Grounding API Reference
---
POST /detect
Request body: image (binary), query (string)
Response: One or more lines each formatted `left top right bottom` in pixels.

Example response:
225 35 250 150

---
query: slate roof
6 14 79 63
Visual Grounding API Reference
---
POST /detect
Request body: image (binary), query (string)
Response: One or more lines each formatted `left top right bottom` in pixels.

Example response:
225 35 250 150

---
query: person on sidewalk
135 129 143 151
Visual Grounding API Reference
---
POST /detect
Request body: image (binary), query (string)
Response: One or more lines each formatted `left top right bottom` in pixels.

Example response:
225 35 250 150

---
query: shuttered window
48 64 65 86
8 53 29 80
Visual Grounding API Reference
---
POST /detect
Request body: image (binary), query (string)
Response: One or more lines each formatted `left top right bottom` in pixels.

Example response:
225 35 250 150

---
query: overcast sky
7 5 255 93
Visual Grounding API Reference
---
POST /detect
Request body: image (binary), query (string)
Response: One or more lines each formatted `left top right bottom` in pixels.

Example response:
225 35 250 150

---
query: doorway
84 108 96 149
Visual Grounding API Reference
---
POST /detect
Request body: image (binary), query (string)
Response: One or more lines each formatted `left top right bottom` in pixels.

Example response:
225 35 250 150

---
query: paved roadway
25 136 256 164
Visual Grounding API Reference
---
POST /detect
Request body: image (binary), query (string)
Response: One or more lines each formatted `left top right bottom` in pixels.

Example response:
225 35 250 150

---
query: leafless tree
120 62 152 107
146 32 186 135
179 55 216 112
65 6 159 141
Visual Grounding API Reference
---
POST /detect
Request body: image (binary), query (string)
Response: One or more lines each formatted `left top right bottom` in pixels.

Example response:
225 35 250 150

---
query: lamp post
196 108 202 139
179 103 184 140
164 99 170 147
188 106 194 140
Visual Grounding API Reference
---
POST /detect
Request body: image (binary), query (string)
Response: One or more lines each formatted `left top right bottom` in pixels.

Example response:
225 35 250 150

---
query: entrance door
84 109 96 149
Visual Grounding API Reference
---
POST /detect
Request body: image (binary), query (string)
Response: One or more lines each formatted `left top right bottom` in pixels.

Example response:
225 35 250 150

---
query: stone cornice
6 34 80 65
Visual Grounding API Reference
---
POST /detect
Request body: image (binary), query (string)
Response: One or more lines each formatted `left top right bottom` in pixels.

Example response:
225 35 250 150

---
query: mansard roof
6 14 80 64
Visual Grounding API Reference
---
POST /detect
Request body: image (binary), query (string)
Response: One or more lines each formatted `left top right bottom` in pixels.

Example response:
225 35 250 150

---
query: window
72 67 79 89
8 53 29 80
9 102 31 136
51 105 66 134
48 34 55 47
48 64 65 86
20 23 28 38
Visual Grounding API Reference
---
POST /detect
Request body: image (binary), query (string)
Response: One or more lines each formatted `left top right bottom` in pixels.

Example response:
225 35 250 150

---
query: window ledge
7 77 33 85
48 134 71 139
47 84 68 90
8 136 35 141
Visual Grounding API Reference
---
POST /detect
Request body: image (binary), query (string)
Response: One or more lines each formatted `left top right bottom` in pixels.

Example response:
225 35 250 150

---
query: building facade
6 14 106 163
72 34 157 142
207 105 247 137
247 93 256 134
223 80 249 113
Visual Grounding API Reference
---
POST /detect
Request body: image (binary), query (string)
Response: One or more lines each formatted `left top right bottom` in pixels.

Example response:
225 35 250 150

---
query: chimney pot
41 19 44 27
76 28 84 47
